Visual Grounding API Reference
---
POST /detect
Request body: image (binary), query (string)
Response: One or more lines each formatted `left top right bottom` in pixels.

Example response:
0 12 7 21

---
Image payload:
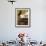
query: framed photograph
15 8 31 28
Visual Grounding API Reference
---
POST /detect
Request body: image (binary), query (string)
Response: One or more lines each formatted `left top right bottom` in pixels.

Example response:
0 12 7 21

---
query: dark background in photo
17 10 28 25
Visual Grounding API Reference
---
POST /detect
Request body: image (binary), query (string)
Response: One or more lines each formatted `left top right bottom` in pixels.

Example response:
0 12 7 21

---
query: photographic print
15 8 31 28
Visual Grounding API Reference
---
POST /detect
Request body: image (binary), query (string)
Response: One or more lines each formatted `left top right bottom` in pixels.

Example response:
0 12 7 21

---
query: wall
0 0 46 42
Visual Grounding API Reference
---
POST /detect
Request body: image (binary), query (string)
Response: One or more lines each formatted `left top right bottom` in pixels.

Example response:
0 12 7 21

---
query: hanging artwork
15 8 31 28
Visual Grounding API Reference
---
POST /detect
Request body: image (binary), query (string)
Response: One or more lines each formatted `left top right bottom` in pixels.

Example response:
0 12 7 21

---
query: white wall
0 0 46 42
